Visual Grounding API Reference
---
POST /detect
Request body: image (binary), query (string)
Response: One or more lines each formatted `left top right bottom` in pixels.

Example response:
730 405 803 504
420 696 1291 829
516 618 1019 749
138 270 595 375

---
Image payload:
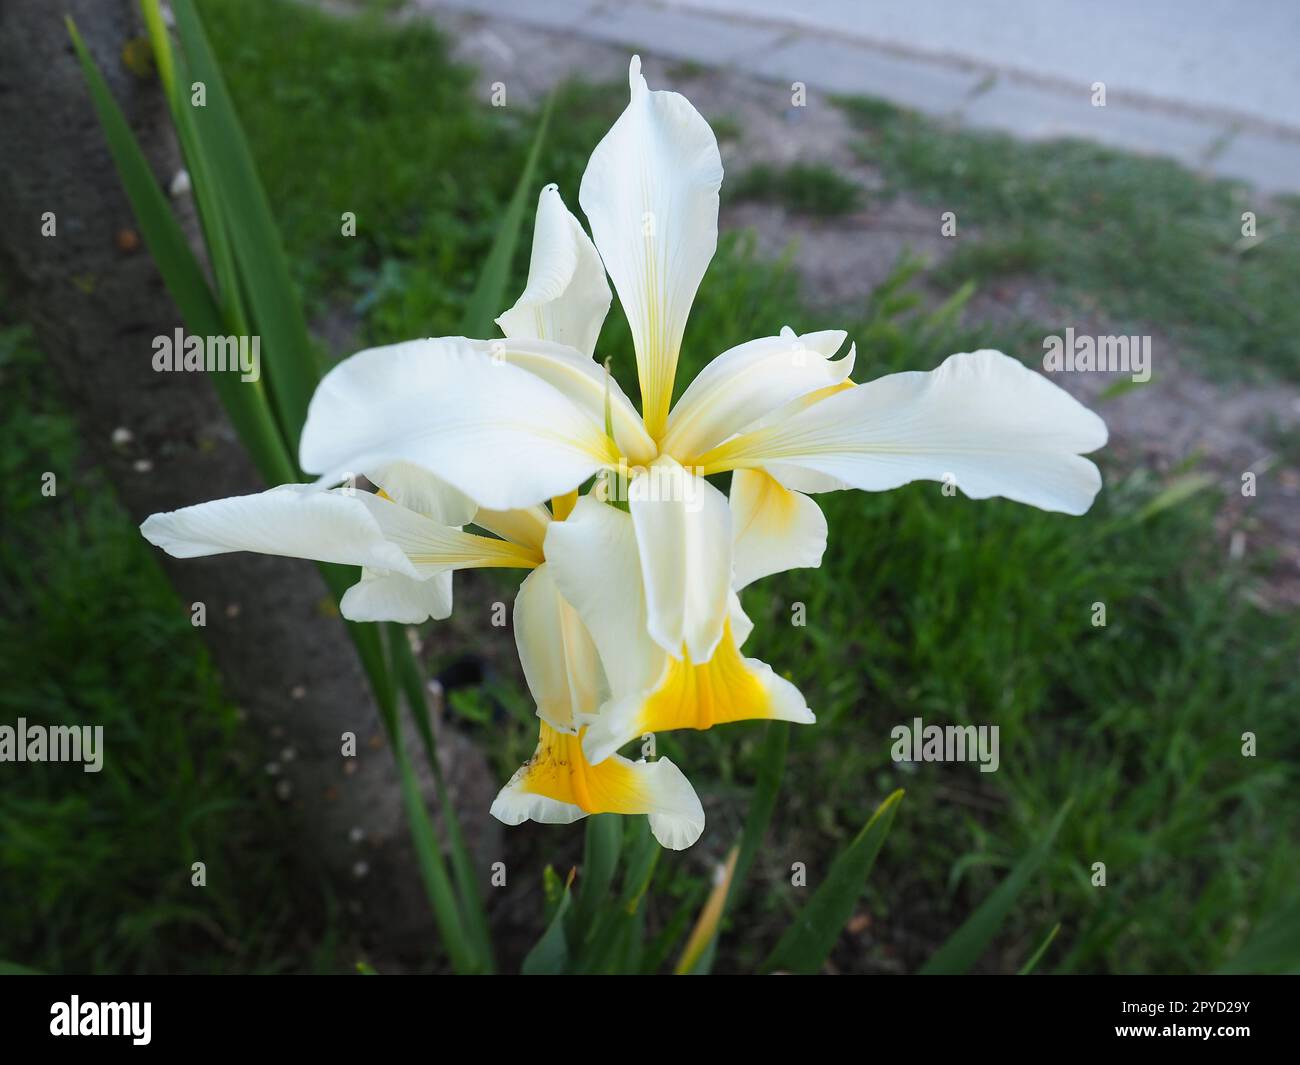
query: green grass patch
728 161 862 217
836 94 1300 382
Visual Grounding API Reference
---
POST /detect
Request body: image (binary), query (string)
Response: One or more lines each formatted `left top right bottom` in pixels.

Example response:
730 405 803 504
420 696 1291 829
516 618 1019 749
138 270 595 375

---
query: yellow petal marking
637 620 772 734
519 721 648 815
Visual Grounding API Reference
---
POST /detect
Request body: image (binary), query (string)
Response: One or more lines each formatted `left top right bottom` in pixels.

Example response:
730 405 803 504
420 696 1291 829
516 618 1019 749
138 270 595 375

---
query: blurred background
1 0 1297 974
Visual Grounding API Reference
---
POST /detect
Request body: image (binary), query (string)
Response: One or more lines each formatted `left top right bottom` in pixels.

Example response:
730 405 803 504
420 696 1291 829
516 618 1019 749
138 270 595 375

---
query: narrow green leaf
689 721 789 974
523 875 574 975
460 93 554 338
170 0 321 453
1017 922 1062 975
763 788 904 975
573 813 622 943
390 627 495 972
921 799 1072 975
67 17 294 485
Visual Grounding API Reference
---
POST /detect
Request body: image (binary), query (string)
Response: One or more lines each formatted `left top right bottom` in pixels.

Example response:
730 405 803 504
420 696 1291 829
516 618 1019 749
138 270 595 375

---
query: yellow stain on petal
733 469 799 544
638 620 771 735
519 722 649 815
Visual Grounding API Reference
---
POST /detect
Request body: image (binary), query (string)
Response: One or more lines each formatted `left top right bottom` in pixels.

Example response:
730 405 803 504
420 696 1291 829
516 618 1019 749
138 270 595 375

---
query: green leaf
763 788 904 974
170 0 321 454
67 17 295 486
688 721 789 974
1017 922 1062 974
460 93 554 338
921 799 1072 975
573 813 622 944
523 872 574 975
390 627 495 973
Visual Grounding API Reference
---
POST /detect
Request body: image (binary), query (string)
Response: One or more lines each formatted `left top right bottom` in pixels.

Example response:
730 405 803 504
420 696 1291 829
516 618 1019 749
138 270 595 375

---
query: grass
834 95 1300 382
727 161 861 216
5 0 1296 975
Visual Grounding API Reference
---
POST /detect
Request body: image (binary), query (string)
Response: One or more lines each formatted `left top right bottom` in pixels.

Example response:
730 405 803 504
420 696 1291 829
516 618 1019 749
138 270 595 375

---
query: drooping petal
354 492 542 573
140 484 418 577
730 468 828 590
661 328 854 459
579 55 723 438
696 349 1108 516
490 721 704 850
496 184 611 360
299 337 619 510
581 619 814 766
513 565 607 732
495 337 656 464
629 456 732 662
365 460 477 526
340 569 453 624
544 497 813 766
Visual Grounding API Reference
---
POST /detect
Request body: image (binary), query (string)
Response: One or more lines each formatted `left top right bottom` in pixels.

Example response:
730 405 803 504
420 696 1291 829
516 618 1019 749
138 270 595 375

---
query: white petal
140 484 418 577
365 461 477 526
643 758 705 850
496 184 611 359
514 565 607 732
629 457 732 662
496 337 655 464
354 491 541 574
579 55 723 437
543 497 662 697
341 570 453 623
730 468 828 590
698 350 1108 516
662 329 854 460
299 337 617 510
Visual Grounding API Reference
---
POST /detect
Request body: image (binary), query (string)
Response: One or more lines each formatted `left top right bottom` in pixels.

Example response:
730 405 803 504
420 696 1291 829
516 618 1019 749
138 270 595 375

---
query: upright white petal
544 497 662 697
299 338 618 511
496 184 612 360
513 565 607 732
579 56 723 438
140 484 418 577
730 468 828 590
698 350 1108 516
629 456 732 662
662 329 854 460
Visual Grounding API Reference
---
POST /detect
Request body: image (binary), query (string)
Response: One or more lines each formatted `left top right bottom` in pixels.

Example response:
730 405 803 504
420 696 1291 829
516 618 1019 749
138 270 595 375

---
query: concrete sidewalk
422 0 1300 193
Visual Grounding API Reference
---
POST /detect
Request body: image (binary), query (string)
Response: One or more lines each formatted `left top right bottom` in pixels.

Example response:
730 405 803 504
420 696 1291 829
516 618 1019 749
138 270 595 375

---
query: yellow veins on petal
685 380 856 473
638 620 772 734
406 526 543 570
519 722 649 815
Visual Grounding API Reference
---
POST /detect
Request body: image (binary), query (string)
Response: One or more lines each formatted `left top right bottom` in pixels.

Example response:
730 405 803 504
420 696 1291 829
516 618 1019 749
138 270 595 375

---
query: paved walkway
422 0 1300 193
